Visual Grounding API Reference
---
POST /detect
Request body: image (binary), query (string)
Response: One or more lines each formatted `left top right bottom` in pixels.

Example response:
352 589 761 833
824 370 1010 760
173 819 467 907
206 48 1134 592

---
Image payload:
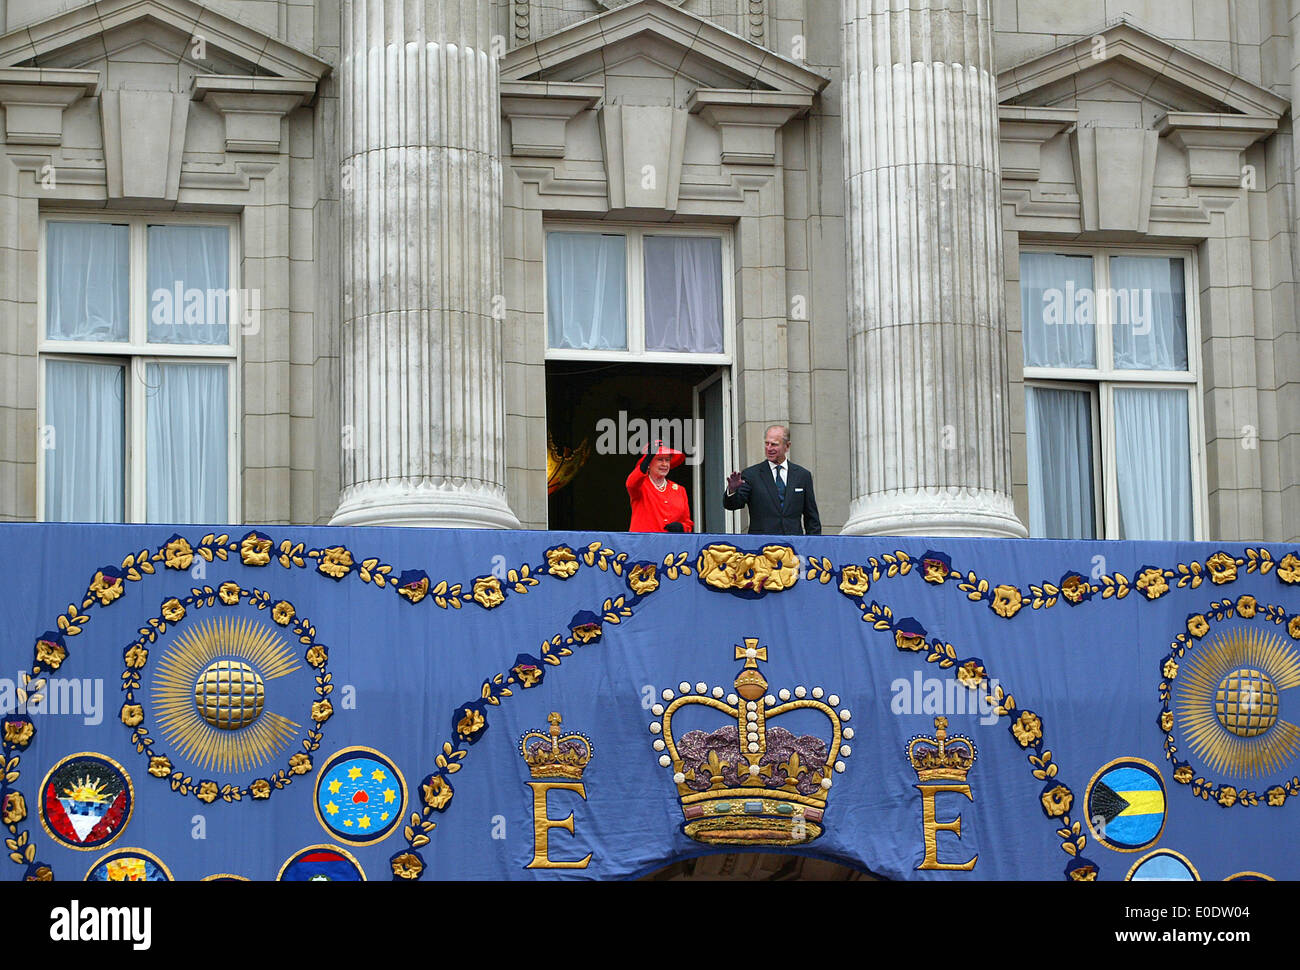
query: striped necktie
775 465 786 505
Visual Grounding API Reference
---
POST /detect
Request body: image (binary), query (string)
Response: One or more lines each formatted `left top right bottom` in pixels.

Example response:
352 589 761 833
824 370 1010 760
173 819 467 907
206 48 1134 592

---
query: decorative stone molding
0 0 331 83
0 68 99 145
599 102 688 212
1156 112 1279 188
688 89 812 166
743 0 767 47
193 76 317 153
501 0 827 100
1070 124 1158 233
997 106 1076 181
513 0 532 44
999 19 1290 121
500 81 602 159
101 89 189 201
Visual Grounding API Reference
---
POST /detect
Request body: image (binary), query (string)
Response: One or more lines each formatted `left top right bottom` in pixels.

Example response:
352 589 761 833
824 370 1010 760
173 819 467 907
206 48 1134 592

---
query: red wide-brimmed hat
648 440 687 470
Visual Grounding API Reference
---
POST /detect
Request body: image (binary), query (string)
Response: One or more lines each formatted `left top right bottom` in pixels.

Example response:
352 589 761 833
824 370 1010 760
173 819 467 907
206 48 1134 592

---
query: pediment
999 19 1287 120
502 0 827 99
0 0 330 81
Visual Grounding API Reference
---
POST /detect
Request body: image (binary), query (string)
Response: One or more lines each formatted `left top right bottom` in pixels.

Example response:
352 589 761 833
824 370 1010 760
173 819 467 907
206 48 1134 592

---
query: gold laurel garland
9 535 1298 879
857 597 1093 877
2 533 694 880
118 583 331 804
1159 597 1300 810
820 547 1297 618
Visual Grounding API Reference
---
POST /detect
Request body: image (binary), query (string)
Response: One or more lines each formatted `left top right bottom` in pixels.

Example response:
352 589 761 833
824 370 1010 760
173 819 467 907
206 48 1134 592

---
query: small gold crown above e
907 717 977 783
519 713 593 781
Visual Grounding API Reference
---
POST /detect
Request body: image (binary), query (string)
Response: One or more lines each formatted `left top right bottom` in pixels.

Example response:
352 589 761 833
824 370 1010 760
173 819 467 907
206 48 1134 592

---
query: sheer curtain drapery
643 236 724 353
1113 387 1193 540
546 232 627 350
1020 252 1095 368
147 225 231 345
145 362 229 523
44 359 125 521
1025 386 1096 539
1110 256 1188 371
46 222 130 342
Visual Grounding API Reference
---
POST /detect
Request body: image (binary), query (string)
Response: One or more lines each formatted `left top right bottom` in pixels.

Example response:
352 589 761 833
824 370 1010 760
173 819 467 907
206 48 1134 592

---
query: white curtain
1019 252 1096 368
147 225 231 345
44 360 125 521
1025 386 1096 539
644 236 724 353
45 222 129 342
146 363 229 523
546 232 627 350
1110 256 1187 371
1114 387 1193 540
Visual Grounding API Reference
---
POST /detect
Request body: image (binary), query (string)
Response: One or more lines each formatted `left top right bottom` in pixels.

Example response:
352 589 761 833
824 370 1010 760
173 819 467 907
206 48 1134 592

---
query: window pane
146 363 229 522
546 232 626 350
1110 256 1188 371
44 360 125 521
147 225 231 345
1019 252 1096 368
1025 386 1096 539
644 236 724 353
1114 387 1193 540
46 222 129 342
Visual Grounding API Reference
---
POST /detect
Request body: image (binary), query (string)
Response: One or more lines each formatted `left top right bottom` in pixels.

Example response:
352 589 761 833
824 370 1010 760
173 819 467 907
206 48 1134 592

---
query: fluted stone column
332 0 520 529
839 0 1026 537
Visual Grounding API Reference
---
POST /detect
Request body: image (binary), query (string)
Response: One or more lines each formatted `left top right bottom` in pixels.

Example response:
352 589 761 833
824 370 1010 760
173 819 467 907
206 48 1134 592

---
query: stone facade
0 0 1296 542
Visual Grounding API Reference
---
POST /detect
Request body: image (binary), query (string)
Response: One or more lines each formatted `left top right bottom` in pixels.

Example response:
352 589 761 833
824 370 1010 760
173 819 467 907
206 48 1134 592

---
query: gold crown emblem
519 713 593 781
649 638 851 846
907 717 977 782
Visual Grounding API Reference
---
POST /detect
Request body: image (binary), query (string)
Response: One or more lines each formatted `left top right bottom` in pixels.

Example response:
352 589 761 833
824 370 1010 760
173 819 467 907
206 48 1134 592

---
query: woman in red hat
627 440 693 533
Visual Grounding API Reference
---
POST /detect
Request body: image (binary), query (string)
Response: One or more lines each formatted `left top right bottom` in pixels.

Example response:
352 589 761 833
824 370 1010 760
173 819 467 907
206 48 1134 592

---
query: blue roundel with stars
313 747 406 846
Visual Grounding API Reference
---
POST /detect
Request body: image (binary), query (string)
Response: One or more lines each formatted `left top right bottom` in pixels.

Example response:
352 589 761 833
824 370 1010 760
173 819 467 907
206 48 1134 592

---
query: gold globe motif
195 660 266 730
1215 668 1279 738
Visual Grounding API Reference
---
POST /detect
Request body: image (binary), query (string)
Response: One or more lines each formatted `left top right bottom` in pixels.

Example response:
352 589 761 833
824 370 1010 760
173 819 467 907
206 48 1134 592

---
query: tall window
1020 247 1202 541
39 215 239 523
543 224 735 532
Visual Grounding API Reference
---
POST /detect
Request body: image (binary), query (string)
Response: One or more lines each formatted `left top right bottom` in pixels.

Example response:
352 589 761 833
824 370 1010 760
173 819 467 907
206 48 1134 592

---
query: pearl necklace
650 476 668 492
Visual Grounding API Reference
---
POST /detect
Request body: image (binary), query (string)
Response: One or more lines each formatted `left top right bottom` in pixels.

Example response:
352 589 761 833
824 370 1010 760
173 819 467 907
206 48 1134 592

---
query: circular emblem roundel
39 753 134 852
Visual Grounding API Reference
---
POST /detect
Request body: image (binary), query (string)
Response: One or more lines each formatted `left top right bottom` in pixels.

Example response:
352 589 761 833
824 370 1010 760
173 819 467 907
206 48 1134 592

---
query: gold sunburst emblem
152 617 301 774
1176 628 1300 778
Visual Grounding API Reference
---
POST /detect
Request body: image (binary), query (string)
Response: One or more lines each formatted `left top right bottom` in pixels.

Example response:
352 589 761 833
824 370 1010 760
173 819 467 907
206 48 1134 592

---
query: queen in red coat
627 441 693 533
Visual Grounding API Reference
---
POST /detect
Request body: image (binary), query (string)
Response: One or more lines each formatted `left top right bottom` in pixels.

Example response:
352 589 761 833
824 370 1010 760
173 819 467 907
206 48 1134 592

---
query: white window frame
36 211 242 523
1020 243 1205 540
542 222 735 366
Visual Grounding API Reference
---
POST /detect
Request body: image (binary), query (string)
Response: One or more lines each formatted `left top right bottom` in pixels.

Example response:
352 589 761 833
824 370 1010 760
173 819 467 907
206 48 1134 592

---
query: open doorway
546 361 733 533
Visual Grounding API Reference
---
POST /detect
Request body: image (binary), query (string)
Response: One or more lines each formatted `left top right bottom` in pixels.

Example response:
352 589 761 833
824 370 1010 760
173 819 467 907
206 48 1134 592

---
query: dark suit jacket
722 461 821 535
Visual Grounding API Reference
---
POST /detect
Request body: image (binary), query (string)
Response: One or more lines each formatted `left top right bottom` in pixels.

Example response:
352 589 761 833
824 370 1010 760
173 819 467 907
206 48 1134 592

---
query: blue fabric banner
1 524 1295 881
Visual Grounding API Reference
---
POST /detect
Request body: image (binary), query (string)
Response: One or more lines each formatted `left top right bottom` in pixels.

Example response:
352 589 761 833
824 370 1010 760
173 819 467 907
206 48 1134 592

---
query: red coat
627 460 693 533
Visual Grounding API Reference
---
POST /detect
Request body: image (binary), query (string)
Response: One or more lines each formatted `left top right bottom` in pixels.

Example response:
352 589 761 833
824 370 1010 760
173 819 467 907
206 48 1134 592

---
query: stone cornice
997 106 1077 181
193 76 318 153
501 0 828 97
0 67 100 145
688 90 813 166
0 0 332 81
998 19 1289 120
500 81 603 159
1156 112 1279 188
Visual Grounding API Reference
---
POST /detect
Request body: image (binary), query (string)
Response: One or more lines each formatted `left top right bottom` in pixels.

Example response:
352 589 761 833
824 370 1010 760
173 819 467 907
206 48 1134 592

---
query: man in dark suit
723 425 821 535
